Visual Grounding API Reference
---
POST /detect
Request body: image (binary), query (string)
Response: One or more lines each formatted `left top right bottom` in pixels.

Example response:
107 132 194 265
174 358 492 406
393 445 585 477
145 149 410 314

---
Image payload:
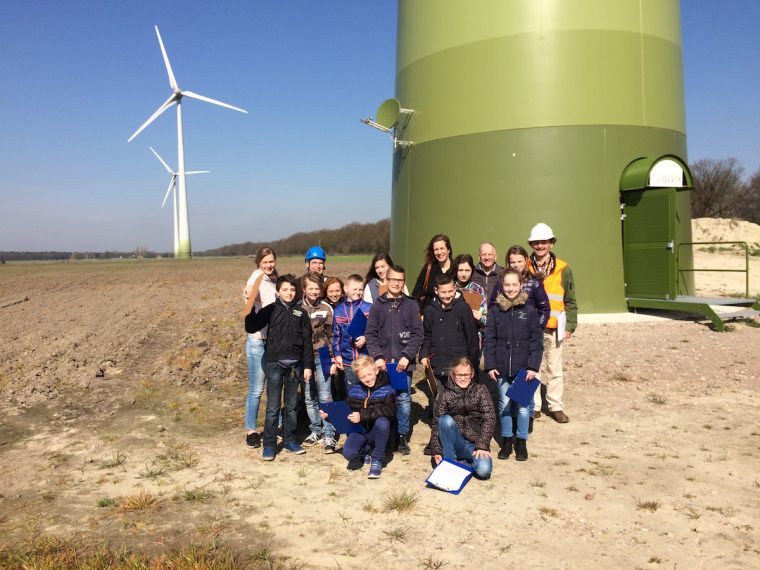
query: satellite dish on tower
376 98 402 130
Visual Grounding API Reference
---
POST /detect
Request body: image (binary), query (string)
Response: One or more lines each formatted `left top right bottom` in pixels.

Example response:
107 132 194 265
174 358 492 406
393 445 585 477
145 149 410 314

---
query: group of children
242 223 577 480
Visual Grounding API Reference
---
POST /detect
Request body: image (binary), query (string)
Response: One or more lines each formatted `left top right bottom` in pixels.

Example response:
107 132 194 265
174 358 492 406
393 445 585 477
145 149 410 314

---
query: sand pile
692 217 760 247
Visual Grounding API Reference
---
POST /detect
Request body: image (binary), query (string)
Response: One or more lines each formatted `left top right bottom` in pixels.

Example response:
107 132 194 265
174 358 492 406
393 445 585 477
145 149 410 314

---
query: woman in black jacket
411 233 453 310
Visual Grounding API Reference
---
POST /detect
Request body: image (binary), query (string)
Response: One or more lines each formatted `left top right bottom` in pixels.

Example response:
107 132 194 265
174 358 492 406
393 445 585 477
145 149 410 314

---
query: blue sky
0 1 758 252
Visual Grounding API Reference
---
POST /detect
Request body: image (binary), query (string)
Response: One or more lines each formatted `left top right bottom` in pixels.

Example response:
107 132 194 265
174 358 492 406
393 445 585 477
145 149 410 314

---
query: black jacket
346 371 397 429
411 262 453 309
245 298 314 369
420 295 480 374
471 262 503 295
365 294 424 371
429 380 496 455
483 292 543 377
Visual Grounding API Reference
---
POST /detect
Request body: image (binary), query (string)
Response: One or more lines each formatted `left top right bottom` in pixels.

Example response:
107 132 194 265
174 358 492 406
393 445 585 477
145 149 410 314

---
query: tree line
197 219 391 257
691 158 760 223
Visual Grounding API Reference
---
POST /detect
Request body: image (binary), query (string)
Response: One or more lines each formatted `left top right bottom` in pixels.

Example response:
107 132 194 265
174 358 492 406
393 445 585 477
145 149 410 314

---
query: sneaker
303 432 322 447
364 454 372 465
397 434 411 456
423 444 432 456
262 446 276 461
323 437 337 454
368 460 383 479
246 432 261 449
347 456 364 470
283 442 306 455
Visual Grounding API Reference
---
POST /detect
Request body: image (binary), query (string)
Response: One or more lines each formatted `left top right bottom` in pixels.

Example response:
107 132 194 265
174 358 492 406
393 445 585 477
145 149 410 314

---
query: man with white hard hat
527 223 577 424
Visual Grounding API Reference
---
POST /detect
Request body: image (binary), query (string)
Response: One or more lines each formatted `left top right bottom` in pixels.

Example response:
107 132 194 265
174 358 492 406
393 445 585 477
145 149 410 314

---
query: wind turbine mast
129 26 247 259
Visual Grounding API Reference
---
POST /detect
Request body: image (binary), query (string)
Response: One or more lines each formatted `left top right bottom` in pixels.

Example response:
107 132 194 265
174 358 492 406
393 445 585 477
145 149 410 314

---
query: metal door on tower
621 187 677 300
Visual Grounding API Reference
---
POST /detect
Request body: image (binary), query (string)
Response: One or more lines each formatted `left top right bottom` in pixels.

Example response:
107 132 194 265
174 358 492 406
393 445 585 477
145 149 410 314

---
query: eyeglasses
387 278 405 284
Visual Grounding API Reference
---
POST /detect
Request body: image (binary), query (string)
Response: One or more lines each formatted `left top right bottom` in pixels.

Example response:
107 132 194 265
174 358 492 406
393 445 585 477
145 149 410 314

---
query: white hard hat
528 223 555 242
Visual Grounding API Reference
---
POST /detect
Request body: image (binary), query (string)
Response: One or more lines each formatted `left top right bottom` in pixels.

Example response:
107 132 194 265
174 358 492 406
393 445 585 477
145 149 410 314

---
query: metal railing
677 241 751 298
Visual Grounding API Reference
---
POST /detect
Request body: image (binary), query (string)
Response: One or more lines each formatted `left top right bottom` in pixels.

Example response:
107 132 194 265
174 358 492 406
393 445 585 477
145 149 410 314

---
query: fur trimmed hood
495 291 528 311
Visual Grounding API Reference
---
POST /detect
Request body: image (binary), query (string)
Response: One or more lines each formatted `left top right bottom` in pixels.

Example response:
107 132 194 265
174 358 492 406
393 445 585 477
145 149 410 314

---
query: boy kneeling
429 357 495 480
341 356 396 479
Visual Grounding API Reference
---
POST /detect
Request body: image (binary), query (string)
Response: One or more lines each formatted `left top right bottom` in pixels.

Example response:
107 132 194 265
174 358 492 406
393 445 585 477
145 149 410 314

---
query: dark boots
497 436 513 460
514 438 528 461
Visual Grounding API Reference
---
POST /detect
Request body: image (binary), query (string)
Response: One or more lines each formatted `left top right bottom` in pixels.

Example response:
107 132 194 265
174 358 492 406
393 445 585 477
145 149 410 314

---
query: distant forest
0 219 390 262
198 219 390 257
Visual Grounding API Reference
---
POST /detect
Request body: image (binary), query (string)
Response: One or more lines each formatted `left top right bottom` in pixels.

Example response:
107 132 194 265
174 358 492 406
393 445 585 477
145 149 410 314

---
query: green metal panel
396 1 685 145
622 188 676 299
390 0 692 313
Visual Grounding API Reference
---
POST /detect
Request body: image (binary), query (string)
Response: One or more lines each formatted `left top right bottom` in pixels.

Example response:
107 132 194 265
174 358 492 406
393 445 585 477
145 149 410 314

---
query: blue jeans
263 362 301 448
395 372 412 436
343 416 390 463
497 376 531 440
304 356 336 439
343 365 358 389
438 414 492 479
244 337 266 431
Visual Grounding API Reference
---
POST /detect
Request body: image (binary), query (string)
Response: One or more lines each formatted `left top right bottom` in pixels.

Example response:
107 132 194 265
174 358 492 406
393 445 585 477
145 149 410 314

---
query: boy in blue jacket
332 274 372 388
365 265 424 455
483 268 544 461
245 274 314 461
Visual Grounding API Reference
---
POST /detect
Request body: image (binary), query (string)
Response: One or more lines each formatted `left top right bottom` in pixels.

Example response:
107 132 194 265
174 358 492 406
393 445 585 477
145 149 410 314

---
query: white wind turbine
128 25 247 259
150 147 209 257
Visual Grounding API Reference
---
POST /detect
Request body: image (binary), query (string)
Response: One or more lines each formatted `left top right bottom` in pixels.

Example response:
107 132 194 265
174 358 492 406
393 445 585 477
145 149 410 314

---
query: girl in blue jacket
483 268 544 462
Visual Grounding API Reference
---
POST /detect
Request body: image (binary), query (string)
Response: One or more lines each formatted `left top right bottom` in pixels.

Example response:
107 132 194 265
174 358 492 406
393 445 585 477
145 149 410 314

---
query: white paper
557 311 567 343
427 460 471 492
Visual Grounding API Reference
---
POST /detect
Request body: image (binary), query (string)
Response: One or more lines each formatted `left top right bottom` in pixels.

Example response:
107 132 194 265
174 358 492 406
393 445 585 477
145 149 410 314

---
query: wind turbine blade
185 170 210 175
155 26 178 90
182 90 248 114
127 94 178 142
161 176 175 208
149 146 174 174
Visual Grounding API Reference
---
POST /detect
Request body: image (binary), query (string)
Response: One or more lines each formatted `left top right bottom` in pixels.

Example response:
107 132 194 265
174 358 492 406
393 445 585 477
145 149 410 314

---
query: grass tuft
119 490 163 513
636 498 661 512
182 487 214 503
383 526 409 544
647 393 667 405
383 488 419 514
100 451 126 469
96 497 116 508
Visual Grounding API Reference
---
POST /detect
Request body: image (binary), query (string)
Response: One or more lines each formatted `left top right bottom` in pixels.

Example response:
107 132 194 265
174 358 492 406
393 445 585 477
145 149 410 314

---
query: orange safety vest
529 258 568 329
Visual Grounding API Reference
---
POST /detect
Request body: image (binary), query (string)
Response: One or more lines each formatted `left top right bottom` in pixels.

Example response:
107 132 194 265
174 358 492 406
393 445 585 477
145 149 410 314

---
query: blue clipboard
425 457 473 494
317 346 332 379
505 368 541 408
347 310 368 340
319 401 366 434
386 362 410 391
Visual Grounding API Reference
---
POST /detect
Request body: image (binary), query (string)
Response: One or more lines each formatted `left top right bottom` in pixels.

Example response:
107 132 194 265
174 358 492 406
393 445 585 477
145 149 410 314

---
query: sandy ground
1 254 759 569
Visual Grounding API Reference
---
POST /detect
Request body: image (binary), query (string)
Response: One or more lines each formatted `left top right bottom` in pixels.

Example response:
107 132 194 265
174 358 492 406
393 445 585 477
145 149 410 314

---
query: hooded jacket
245 298 314 369
428 379 496 455
483 292 543 377
420 295 480 373
365 293 424 371
332 297 372 363
346 370 397 429
487 274 551 328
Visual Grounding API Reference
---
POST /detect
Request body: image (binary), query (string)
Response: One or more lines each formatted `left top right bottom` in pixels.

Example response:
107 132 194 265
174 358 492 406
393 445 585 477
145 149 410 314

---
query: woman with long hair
411 233 453 309
241 246 278 449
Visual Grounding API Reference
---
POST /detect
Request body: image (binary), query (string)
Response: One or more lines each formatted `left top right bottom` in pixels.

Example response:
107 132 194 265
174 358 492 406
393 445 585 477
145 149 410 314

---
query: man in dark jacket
429 356 495 479
471 242 503 297
245 274 314 461
365 265 424 455
420 273 480 396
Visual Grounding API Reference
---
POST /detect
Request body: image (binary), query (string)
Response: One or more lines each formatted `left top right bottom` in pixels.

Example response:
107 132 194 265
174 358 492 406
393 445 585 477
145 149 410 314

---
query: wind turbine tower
149 147 209 257
129 26 247 259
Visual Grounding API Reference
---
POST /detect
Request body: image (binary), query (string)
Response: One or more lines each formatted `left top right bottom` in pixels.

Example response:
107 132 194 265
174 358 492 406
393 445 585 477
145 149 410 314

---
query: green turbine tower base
390 0 694 313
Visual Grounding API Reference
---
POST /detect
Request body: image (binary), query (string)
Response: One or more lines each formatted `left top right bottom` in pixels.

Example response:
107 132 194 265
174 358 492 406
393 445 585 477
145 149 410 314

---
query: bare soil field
1 255 759 569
